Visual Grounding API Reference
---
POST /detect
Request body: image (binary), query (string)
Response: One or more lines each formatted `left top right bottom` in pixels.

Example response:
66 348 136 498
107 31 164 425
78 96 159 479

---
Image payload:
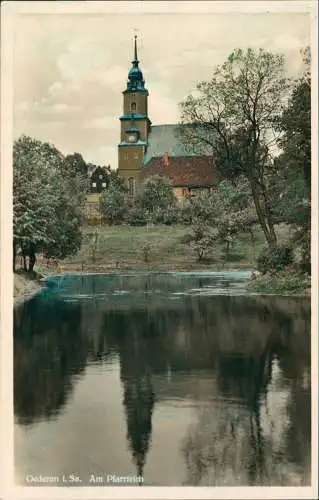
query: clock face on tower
126 130 139 143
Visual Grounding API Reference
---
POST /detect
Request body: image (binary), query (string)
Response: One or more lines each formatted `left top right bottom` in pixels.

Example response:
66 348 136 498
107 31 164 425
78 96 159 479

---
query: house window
102 182 107 188
131 102 136 112
128 177 135 196
124 153 128 160
92 182 97 188
134 152 139 159
99 174 103 179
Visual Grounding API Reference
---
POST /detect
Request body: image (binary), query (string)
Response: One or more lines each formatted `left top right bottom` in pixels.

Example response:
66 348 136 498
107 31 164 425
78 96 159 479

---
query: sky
12 2 312 169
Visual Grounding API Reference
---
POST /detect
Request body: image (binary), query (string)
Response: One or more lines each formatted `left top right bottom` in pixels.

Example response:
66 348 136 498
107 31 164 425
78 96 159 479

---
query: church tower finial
127 34 145 91
133 34 138 65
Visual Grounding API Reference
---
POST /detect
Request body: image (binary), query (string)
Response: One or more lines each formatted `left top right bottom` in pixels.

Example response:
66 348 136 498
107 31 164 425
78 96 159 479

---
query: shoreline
14 266 310 305
14 272 43 306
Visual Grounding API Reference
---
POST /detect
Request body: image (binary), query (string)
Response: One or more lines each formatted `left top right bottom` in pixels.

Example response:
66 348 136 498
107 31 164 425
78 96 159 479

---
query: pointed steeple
127 35 145 91
133 34 138 65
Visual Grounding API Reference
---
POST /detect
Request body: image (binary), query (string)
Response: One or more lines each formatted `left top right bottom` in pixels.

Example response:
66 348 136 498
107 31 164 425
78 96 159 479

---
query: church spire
133 35 138 65
126 35 145 91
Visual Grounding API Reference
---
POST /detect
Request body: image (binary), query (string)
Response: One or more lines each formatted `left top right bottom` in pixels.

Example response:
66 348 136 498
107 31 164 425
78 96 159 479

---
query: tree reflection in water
180 297 311 486
14 296 87 425
14 274 311 486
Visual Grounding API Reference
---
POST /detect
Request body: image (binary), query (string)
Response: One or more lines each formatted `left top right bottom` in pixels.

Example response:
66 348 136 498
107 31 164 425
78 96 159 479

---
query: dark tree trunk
22 253 27 271
304 160 311 201
20 240 28 270
13 240 17 272
28 243 36 273
251 185 277 248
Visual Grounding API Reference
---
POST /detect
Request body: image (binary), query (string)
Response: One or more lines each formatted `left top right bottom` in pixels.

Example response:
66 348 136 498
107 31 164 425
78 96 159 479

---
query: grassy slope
61 224 269 272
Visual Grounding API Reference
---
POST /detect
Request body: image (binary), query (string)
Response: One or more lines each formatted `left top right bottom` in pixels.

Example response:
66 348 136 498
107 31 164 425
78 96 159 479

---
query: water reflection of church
113 300 278 484
118 333 155 480
14 293 311 486
113 294 310 485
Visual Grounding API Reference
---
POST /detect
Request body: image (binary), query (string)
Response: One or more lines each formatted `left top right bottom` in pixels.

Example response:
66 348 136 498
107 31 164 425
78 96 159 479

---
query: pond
14 271 311 486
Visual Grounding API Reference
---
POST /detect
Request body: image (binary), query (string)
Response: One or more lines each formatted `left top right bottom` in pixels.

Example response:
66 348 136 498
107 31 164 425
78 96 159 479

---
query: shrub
247 269 310 294
256 245 293 274
178 201 194 225
293 227 311 274
189 224 218 261
127 206 148 226
99 188 127 224
138 175 176 212
151 206 180 226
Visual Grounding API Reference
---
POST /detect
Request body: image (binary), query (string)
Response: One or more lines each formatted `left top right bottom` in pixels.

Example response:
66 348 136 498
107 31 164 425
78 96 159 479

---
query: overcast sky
12 2 311 169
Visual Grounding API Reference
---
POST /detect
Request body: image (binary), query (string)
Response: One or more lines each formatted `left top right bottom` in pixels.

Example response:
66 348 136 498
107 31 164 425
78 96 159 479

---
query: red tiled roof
139 155 219 187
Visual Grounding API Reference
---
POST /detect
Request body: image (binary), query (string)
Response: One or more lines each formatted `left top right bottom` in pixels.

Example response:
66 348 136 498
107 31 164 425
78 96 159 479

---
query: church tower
118 36 151 195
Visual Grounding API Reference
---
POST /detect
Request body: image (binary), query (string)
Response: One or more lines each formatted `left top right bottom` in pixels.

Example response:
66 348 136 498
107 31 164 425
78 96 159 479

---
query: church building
118 37 219 199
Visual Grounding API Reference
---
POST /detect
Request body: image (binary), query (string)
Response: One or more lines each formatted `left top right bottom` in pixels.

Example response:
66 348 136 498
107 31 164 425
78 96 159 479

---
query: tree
277 47 311 199
186 177 257 262
137 175 176 213
13 135 85 271
63 152 88 179
189 223 218 261
269 47 311 272
108 168 128 192
180 48 290 247
99 185 127 224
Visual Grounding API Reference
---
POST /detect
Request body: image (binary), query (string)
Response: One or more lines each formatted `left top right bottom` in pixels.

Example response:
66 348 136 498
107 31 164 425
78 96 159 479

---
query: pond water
14 272 311 486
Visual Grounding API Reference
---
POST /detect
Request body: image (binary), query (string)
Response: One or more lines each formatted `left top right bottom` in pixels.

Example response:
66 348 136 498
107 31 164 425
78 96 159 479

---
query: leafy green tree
272 47 311 272
127 206 148 226
99 185 127 224
108 168 128 192
14 136 62 271
137 175 176 213
180 48 290 247
277 47 311 199
189 223 218 261
186 178 257 262
13 135 85 271
63 152 88 179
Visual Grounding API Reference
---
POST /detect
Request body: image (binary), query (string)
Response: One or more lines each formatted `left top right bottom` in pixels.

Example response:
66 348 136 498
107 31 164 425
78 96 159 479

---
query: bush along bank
247 268 310 295
247 245 311 295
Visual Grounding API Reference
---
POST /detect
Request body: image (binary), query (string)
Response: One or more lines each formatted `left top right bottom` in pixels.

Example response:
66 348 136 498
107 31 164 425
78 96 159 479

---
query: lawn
61 224 269 272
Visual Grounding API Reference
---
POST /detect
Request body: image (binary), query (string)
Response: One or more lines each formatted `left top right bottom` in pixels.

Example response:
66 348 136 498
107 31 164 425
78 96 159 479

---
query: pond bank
14 272 43 305
46 261 312 297
246 270 311 297
14 264 310 304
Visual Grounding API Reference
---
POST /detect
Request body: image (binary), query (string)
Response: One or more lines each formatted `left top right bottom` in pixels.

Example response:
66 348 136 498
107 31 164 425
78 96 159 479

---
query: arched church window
128 177 135 196
131 102 136 112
